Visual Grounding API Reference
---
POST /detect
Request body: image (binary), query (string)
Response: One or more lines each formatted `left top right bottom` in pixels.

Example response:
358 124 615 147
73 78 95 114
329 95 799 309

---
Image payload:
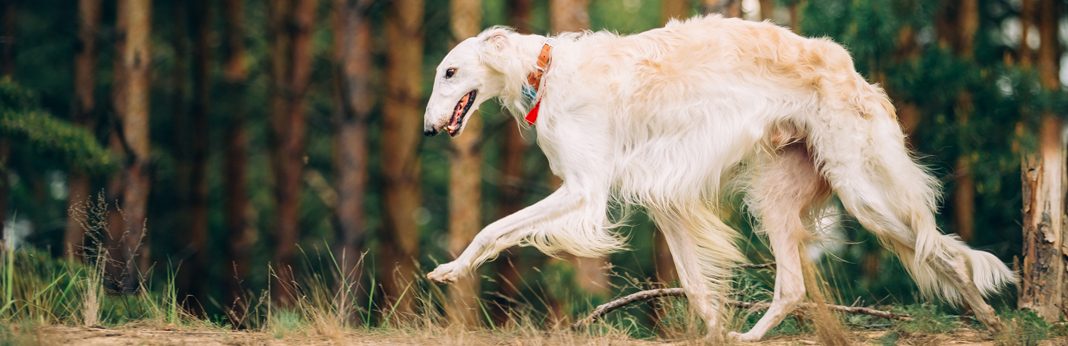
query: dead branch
572 287 911 328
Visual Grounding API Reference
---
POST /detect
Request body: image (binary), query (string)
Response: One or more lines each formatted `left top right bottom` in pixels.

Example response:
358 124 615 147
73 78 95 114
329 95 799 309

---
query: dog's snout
424 128 439 136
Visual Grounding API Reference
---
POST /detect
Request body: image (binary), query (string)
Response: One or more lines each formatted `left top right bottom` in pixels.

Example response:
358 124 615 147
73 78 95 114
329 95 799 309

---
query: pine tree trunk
171 0 212 311
380 0 424 315
65 0 101 260
550 0 590 32
109 0 153 293
0 0 15 248
268 0 316 305
446 0 483 327
893 24 920 135
787 0 801 32
0 0 12 76
333 0 373 324
950 0 978 242
661 0 690 23
221 0 253 310
1019 0 1066 322
759 0 774 21
1019 0 1033 68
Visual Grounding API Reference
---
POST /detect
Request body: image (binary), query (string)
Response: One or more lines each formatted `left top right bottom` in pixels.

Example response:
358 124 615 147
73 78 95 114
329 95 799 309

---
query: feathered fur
423 15 1014 340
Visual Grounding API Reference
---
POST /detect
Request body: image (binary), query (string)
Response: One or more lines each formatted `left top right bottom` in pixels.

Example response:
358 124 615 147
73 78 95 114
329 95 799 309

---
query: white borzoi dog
422 15 1014 341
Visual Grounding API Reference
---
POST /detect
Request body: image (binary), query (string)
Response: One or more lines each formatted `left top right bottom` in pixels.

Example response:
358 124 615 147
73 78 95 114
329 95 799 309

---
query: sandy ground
11 326 1068 345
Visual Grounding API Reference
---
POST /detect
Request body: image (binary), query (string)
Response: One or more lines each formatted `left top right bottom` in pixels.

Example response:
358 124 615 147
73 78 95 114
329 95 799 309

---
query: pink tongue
450 94 471 127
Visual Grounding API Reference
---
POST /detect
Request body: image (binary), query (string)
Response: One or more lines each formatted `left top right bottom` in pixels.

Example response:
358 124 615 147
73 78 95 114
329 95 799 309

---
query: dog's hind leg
731 143 831 342
650 207 743 339
805 105 1011 331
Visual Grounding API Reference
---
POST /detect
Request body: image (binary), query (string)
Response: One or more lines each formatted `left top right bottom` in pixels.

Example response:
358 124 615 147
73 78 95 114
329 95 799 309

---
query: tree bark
446 0 484 327
173 0 212 311
65 0 102 260
1019 0 1065 322
268 0 317 306
759 0 774 21
787 0 802 32
549 0 590 33
0 0 15 248
1019 0 1033 68
380 0 424 315
333 0 373 324
893 24 921 135
950 0 978 242
661 0 690 23
108 0 153 293
221 0 253 311
0 0 12 76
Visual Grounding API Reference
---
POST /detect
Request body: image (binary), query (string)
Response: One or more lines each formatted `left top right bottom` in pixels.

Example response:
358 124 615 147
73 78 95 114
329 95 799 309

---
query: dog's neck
499 33 556 118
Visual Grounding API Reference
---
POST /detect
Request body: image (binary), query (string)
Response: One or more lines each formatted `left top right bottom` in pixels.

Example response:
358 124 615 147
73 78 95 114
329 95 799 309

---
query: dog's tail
804 77 1015 305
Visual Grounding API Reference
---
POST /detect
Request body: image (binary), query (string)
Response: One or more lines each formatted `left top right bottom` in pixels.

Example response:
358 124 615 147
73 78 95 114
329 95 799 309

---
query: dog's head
423 28 518 137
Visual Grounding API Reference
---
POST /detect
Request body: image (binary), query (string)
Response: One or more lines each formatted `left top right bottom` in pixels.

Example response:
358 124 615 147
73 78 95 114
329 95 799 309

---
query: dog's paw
426 262 467 283
727 331 762 343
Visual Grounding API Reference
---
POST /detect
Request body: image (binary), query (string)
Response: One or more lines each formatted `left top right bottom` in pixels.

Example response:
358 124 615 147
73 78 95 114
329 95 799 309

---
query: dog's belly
611 112 767 205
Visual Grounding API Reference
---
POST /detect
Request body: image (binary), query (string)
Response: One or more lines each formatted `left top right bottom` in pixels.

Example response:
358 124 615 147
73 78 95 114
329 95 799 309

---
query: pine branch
0 109 116 173
572 287 911 328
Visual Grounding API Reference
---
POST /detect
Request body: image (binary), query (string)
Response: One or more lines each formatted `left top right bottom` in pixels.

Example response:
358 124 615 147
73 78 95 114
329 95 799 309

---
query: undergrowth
0 196 1064 345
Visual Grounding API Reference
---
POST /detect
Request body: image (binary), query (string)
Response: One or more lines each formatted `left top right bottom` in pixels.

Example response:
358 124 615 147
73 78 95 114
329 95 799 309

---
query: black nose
423 128 438 136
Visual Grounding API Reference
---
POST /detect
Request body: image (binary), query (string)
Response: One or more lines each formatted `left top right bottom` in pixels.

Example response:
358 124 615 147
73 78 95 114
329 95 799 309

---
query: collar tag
524 100 541 125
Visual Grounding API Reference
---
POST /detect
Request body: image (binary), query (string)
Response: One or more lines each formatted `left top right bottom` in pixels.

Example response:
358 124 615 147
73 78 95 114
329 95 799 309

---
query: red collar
524 42 553 125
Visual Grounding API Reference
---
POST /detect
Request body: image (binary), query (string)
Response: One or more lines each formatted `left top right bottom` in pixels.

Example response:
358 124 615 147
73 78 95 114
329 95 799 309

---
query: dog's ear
478 27 512 51
477 27 517 73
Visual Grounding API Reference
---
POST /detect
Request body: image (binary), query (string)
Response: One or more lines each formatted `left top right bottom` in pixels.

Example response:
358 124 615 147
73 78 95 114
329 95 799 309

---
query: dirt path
13 326 1067 345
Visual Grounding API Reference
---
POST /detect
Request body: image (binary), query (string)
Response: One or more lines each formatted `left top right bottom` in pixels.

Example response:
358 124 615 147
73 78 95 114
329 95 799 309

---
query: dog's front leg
427 186 584 283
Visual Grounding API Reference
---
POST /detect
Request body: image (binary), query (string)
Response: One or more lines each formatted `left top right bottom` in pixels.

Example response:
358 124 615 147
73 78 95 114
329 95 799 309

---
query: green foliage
891 304 959 335
0 78 115 174
995 310 1053 345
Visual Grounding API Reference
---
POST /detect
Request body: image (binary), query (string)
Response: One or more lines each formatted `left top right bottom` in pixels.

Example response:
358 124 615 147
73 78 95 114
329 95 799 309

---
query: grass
1 197 1066 344
1 242 1066 345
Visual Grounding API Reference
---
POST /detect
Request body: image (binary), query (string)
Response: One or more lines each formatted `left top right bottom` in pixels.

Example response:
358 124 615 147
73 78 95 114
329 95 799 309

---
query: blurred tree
1019 0 1065 323
63 0 101 260
380 0 424 314
173 0 213 310
332 0 373 322
937 0 979 242
0 0 14 247
447 0 483 326
550 0 590 32
107 0 153 293
221 0 254 309
267 0 317 305
787 0 801 32
661 0 690 23
759 0 774 21
0 0 11 76
702 0 741 18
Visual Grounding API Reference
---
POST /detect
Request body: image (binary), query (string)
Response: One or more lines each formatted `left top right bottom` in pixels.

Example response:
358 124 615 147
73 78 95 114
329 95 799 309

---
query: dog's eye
445 68 457 79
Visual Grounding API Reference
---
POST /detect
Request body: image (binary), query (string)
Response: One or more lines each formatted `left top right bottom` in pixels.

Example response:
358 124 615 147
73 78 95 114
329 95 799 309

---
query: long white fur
423 15 1015 340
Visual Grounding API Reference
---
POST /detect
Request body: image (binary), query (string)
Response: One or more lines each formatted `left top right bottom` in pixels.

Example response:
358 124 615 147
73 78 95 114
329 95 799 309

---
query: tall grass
1 195 1065 344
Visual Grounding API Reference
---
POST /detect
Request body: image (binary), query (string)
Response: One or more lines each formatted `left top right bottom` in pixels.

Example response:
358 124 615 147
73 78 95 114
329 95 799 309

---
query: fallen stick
572 287 911 328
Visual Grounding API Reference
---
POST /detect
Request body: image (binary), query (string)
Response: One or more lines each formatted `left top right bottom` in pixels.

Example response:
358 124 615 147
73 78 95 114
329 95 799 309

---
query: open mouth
445 90 478 137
